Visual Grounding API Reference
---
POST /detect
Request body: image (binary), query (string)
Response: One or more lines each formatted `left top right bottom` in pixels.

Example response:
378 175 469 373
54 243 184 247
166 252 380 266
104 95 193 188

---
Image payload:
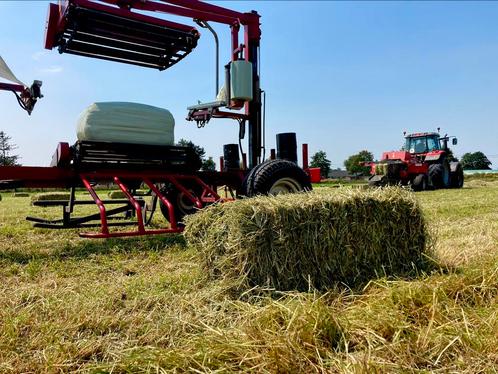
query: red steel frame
0 166 225 238
77 171 222 238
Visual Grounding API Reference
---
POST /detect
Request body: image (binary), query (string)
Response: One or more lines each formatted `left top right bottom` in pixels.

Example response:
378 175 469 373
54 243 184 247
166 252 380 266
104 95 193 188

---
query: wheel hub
269 178 302 195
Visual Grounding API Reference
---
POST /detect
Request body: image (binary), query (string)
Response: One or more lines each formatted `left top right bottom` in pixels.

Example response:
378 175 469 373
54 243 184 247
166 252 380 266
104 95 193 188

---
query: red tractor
367 131 464 191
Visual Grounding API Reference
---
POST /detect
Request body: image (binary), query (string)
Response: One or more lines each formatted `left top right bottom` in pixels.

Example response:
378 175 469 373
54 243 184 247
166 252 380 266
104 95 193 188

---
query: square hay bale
12 192 29 197
184 188 428 293
108 190 148 199
31 192 71 203
108 190 126 199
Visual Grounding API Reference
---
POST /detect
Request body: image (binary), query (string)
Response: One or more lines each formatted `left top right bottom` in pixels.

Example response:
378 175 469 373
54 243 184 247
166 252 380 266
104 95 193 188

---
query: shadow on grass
0 234 186 265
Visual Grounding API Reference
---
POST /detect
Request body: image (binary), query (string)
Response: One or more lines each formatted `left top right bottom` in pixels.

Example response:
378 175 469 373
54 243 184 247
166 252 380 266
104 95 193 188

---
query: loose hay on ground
184 187 429 293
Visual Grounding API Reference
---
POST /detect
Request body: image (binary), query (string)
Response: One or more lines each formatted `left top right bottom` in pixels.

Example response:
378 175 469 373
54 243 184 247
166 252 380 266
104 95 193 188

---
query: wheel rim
177 190 197 214
269 178 302 195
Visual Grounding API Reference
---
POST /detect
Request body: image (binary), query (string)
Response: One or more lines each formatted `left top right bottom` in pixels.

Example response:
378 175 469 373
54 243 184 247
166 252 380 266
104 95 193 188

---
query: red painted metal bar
164 175 203 209
114 176 145 233
80 227 182 239
101 0 240 26
0 166 77 189
162 0 251 22
75 0 199 33
231 24 240 61
80 175 110 235
143 178 178 230
189 109 249 122
0 82 25 92
185 174 221 201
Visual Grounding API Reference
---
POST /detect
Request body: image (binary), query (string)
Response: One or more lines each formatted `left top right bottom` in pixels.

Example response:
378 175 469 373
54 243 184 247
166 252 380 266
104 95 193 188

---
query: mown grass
0 178 497 372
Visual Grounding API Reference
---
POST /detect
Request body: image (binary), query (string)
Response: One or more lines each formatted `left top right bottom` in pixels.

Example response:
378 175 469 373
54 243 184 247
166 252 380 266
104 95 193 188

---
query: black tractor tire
411 174 428 192
450 162 464 188
244 159 312 197
428 161 451 189
159 182 203 225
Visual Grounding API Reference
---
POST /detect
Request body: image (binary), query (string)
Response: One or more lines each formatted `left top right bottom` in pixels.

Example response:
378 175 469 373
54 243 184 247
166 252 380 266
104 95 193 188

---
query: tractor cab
404 133 441 155
404 132 458 155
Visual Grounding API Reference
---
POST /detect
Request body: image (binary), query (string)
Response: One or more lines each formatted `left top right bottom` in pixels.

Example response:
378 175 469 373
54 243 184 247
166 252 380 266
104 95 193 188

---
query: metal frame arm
0 81 43 115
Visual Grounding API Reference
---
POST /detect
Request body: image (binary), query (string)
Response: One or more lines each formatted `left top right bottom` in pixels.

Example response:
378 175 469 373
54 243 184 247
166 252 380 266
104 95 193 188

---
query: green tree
0 131 20 166
461 151 492 170
445 148 458 162
201 157 216 171
344 150 373 176
177 138 217 171
177 138 206 161
310 150 331 178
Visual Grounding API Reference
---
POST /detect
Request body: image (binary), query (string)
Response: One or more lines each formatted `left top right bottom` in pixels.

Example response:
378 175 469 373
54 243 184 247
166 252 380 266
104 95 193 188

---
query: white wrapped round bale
77 102 175 146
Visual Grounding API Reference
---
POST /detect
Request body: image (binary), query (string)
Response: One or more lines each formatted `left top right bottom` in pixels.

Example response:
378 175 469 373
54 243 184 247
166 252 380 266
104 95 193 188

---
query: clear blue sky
1 1 497 168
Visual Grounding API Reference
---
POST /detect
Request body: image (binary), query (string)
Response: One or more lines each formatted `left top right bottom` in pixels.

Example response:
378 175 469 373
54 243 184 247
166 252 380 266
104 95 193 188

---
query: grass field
0 178 497 373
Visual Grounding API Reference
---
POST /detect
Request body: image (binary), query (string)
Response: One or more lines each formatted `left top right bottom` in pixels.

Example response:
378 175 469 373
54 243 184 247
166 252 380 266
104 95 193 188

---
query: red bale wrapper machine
0 0 313 238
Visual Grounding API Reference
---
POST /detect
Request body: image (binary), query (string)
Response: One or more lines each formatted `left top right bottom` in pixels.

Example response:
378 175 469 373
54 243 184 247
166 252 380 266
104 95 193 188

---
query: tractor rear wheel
450 162 464 188
244 159 312 197
429 161 450 189
411 174 427 192
159 182 202 226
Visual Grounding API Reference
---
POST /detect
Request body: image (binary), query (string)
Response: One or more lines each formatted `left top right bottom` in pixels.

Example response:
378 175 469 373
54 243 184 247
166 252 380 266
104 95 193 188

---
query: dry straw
108 190 148 199
12 192 29 197
184 187 428 294
31 192 71 203
108 190 126 199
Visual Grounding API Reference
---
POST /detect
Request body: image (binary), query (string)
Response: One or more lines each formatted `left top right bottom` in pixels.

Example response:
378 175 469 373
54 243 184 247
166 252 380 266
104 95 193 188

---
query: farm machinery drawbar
0 0 312 238
367 130 464 191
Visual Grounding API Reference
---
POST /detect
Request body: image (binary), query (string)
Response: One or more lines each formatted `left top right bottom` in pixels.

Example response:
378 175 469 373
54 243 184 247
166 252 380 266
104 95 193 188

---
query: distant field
0 177 497 372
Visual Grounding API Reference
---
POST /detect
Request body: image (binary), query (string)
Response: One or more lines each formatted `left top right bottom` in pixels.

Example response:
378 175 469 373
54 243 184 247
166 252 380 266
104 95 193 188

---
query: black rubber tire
244 159 312 197
159 183 202 225
411 174 427 192
450 163 464 188
429 161 450 189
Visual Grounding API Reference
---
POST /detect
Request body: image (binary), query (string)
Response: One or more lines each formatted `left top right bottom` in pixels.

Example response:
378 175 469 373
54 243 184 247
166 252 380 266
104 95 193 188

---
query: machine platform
45 0 200 70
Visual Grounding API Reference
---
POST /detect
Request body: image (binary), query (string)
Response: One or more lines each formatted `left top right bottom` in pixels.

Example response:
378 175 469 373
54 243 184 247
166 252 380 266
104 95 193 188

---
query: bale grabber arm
0 56 43 115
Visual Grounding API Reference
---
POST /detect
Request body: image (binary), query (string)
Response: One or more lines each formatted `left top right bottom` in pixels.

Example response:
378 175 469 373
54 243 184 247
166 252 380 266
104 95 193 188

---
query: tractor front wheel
159 183 202 226
411 174 428 192
244 159 312 197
